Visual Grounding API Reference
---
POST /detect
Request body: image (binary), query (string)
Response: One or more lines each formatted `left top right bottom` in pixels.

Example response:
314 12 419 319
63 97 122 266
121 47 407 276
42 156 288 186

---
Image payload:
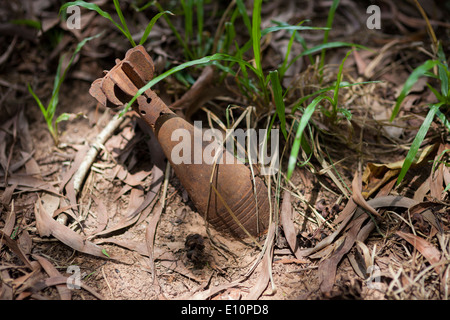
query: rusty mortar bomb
89 45 271 238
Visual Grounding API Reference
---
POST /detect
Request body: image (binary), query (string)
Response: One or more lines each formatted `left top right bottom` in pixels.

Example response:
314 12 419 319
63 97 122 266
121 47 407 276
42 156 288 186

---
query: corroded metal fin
89 78 107 106
89 45 155 109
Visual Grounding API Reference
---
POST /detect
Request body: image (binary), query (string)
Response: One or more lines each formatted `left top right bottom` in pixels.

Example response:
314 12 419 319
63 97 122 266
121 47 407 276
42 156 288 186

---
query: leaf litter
0 0 449 300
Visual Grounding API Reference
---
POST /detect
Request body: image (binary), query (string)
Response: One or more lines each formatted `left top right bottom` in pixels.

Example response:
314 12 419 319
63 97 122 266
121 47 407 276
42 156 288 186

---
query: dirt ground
1 0 449 301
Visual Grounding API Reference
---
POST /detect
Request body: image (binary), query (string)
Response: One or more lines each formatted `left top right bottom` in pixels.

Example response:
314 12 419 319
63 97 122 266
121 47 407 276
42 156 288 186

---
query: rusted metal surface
89 45 270 238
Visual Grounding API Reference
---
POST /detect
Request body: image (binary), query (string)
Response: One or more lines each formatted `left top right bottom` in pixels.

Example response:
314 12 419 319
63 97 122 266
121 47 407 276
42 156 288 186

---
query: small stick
73 113 125 195
57 113 124 226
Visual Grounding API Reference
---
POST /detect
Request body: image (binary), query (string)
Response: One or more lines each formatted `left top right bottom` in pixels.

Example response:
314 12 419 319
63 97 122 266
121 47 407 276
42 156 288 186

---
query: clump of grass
388 0 450 187
60 1 378 186
118 0 376 184
390 43 449 186
60 0 171 47
28 34 100 145
389 0 450 187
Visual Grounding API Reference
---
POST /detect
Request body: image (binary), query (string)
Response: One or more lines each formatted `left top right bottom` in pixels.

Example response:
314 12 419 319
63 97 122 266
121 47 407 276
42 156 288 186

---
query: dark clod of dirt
185 233 206 266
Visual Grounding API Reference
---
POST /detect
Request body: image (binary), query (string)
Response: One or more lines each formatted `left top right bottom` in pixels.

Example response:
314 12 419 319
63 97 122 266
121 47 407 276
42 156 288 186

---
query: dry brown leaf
211 288 242 300
363 144 435 198
319 214 367 294
23 152 41 176
352 169 381 218
59 145 89 191
116 166 152 187
187 279 242 300
1 201 15 237
94 237 172 261
414 175 431 202
17 110 33 154
353 50 368 75
280 191 303 260
0 175 59 195
430 144 445 201
246 222 276 300
300 199 356 258
33 255 71 300
93 187 147 237
18 230 32 255
274 257 309 264
396 231 442 274
126 188 144 215
35 196 109 259
90 195 109 235
362 163 399 198
113 184 132 201
40 276 103 300
146 203 163 282
0 270 14 299
92 190 157 238
9 151 34 173
443 166 450 188
0 230 33 269
333 197 357 225
409 201 444 235
318 196 418 294
1 183 17 206
40 193 60 217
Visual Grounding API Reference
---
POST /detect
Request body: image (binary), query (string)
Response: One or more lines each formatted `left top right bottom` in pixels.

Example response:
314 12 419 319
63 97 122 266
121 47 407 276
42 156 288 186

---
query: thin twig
73 113 125 195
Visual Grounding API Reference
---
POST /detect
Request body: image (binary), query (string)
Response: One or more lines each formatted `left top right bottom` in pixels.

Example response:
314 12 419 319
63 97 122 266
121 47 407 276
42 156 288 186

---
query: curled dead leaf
396 231 442 274
35 196 109 259
280 191 303 260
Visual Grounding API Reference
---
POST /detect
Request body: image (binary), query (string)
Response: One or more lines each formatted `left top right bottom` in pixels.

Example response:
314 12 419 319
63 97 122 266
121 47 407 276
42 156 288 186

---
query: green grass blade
122 53 257 115
331 48 355 117
279 29 297 79
113 0 136 47
320 0 340 77
181 0 194 42
445 183 450 193
269 70 287 139
60 1 123 32
28 84 56 142
287 95 326 179
55 113 73 123
196 0 204 54
436 109 450 131
426 82 443 101
390 59 439 121
27 84 47 120
235 0 252 35
49 33 102 113
132 1 154 12
60 1 133 46
221 21 236 53
437 44 449 97
261 25 328 36
154 2 193 59
251 0 263 79
139 10 172 46
291 80 381 114
48 55 64 117
396 103 442 185
271 21 326 77
10 19 41 29
234 41 250 87
286 42 367 72
272 20 315 65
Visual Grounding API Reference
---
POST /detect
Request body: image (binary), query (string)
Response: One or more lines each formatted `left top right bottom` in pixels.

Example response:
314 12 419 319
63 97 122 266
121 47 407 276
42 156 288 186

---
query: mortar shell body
155 114 270 238
88 45 271 238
